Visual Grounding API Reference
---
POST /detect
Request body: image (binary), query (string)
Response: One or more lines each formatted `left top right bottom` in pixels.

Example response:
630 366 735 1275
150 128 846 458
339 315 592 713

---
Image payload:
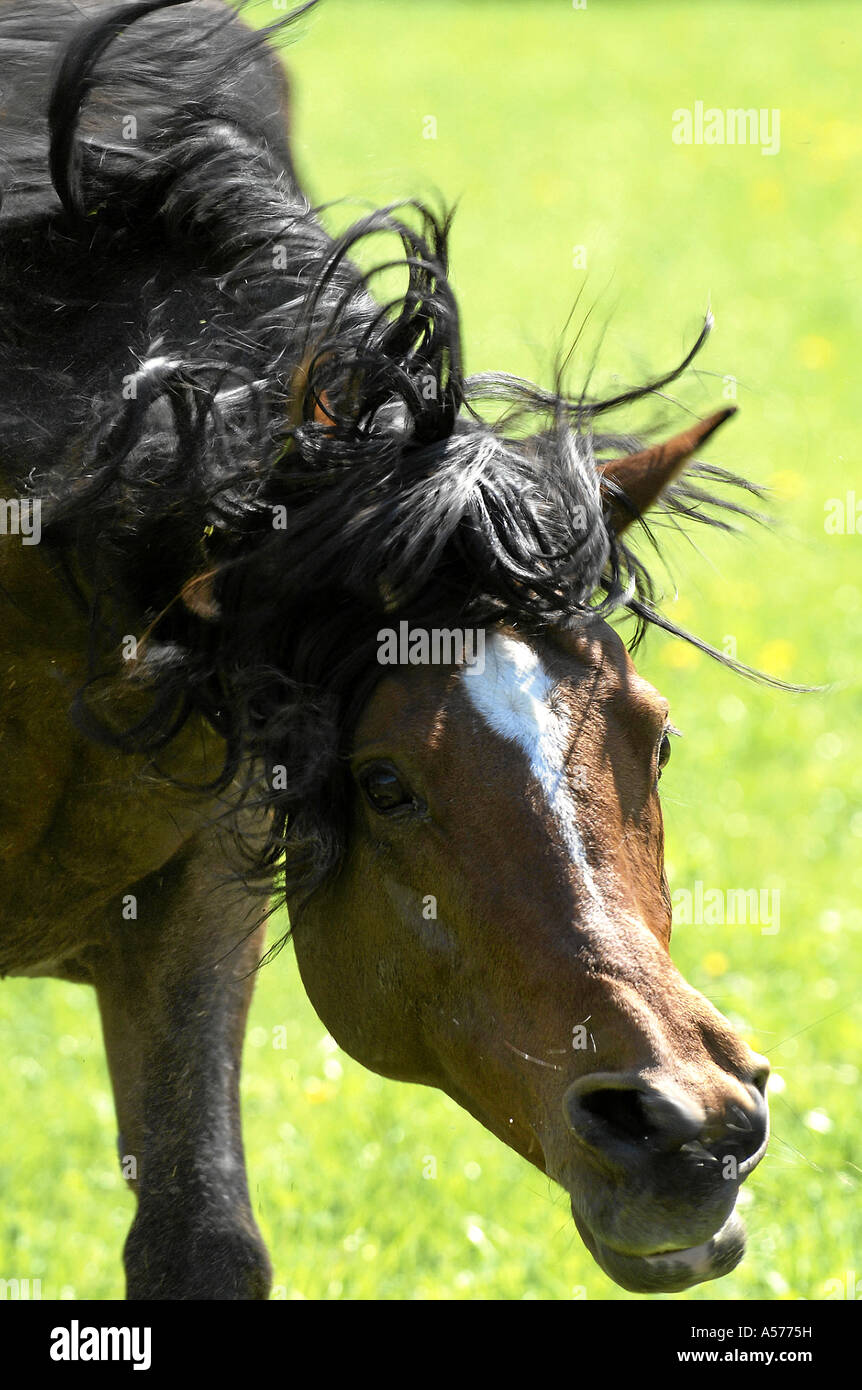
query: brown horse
0 0 770 1298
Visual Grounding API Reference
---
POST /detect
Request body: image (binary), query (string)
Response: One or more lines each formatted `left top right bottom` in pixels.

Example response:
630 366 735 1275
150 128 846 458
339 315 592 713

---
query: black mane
0 0 779 908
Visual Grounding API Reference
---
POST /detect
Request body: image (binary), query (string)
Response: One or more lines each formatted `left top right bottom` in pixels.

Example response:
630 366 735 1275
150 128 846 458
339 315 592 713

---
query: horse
0 0 776 1299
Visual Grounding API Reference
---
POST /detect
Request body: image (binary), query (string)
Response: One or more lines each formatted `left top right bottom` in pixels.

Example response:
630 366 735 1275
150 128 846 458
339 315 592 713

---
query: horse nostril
578 1087 657 1144
564 1073 704 1157
564 1070 769 1176
714 1086 769 1171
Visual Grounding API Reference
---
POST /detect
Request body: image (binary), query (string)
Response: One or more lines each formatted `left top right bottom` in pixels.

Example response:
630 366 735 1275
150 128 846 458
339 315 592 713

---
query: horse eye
657 732 672 777
360 764 413 814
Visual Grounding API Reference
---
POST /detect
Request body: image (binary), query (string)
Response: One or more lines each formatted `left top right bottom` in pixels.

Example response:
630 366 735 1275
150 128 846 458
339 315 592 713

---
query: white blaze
464 632 599 901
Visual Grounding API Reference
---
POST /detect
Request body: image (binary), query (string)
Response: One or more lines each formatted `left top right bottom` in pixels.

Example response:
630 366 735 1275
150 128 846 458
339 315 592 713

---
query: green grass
1 0 860 1301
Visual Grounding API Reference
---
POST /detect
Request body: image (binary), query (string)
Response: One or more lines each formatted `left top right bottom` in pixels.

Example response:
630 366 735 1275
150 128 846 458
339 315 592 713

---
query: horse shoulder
0 534 225 978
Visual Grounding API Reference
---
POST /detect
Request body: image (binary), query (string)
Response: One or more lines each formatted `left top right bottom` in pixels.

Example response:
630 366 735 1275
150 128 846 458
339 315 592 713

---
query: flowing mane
0 0 771 904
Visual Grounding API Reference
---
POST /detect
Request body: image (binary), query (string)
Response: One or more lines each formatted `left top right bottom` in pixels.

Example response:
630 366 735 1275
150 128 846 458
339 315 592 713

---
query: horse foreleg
87 837 272 1300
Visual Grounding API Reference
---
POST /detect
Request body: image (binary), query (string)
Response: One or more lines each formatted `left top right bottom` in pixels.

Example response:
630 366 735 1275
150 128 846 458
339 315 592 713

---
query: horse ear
597 407 737 534
287 356 335 429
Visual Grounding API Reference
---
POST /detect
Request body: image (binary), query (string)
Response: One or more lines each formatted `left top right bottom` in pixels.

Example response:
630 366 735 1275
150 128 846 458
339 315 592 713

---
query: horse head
290 415 770 1295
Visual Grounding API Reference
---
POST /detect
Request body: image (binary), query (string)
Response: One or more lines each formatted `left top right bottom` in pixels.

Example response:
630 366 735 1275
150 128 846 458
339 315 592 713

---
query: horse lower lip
572 1205 746 1294
642 1237 721 1271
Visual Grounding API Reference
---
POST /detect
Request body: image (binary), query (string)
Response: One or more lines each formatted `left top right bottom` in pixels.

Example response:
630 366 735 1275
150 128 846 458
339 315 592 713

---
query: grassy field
1 0 860 1301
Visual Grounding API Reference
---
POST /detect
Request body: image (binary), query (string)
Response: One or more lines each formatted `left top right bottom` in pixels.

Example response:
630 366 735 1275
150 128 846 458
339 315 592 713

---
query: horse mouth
571 1203 746 1294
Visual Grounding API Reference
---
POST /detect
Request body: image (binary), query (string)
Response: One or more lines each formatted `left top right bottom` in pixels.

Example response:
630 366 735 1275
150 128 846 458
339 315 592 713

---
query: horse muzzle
559 1065 770 1292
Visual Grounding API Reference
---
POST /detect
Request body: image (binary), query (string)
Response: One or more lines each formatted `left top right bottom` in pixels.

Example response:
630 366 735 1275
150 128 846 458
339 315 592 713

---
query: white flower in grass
804 1109 832 1133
